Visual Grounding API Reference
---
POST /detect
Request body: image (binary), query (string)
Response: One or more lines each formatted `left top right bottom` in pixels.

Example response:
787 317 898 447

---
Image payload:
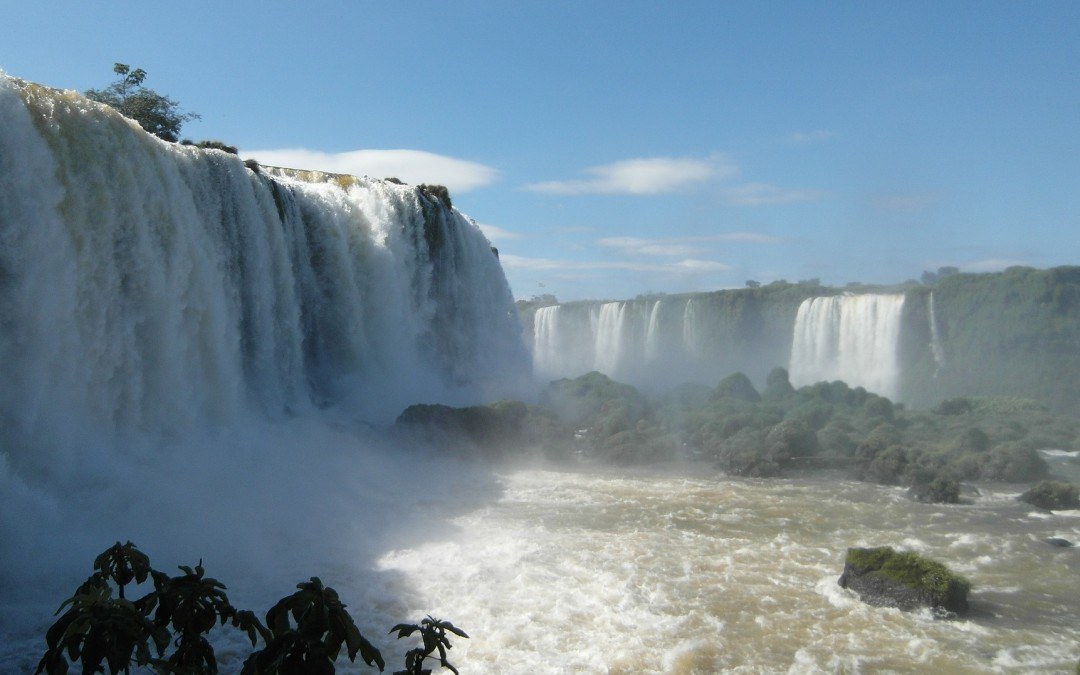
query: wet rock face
838 546 970 615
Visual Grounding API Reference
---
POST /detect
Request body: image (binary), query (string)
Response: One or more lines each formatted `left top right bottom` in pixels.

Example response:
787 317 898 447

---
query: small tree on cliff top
86 63 200 142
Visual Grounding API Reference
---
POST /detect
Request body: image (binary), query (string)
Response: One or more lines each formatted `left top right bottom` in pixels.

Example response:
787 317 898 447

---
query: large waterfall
0 74 529 633
788 294 906 398
0 76 528 454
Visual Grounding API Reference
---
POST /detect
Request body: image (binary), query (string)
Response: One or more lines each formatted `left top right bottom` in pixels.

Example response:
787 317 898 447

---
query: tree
86 63 199 142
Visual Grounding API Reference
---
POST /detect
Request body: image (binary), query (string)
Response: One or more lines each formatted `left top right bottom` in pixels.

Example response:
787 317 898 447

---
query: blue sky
3 1 1078 301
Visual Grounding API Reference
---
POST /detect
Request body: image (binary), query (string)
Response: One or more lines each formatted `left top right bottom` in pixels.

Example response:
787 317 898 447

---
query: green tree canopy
85 63 199 142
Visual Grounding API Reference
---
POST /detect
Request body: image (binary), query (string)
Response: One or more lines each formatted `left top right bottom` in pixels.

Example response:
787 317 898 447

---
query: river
377 464 1080 673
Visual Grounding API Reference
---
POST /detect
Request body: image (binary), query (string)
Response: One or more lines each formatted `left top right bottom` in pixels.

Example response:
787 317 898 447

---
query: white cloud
499 253 731 275
240 148 498 193
722 183 824 206
597 232 783 256
704 232 783 244
526 156 734 195
475 223 524 242
597 236 702 257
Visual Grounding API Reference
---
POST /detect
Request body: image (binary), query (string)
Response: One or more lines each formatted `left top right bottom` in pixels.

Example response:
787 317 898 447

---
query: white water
789 294 907 399
0 74 530 666
929 291 947 372
682 297 699 356
378 467 1080 673
531 297 701 386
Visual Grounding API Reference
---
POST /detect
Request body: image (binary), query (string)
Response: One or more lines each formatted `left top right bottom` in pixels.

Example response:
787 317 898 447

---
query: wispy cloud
722 183 824 206
500 254 731 274
240 148 498 193
781 130 834 144
597 232 782 256
706 232 783 244
525 156 735 195
474 222 524 242
597 237 703 257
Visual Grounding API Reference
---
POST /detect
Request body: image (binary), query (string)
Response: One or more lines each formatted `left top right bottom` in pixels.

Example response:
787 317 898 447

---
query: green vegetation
1019 480 1080 510
900 266 1080 414
38 542 466 675
401 369 1079 503
85 64 199 142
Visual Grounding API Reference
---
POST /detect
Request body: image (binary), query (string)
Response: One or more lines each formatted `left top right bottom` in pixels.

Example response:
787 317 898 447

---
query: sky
2 1 1078 301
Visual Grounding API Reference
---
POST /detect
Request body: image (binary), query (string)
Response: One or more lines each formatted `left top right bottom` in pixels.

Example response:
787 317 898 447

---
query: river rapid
378 465 1080 674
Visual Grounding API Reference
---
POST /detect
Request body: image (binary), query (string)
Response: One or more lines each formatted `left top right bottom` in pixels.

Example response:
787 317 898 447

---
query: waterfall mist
0 74 529 665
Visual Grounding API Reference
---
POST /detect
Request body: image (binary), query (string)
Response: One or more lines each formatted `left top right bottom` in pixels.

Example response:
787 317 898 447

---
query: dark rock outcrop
838 546 970 614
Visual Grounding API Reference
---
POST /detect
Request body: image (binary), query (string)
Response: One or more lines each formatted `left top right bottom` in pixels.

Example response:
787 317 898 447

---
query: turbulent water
789 294 906 399
379 465 1080 674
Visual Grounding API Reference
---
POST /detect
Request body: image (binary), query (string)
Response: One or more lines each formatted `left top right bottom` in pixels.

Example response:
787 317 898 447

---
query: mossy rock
1018 480 1080 510
838 546 971 614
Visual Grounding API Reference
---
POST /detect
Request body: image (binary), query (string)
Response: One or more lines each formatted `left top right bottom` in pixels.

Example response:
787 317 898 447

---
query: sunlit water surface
378 466 1080 674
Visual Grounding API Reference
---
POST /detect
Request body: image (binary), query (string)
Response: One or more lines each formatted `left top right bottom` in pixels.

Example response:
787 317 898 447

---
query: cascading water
593 302 628 375
682 297 698 355
928 291 946 373
0 75 530 665
643 298 662 360
788 294 906 399
0 76 528 452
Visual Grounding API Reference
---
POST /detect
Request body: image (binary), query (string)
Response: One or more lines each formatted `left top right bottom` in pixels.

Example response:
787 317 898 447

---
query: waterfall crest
788 294 906 398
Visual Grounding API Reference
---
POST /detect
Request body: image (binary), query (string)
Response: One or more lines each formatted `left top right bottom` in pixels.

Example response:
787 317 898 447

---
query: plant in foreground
38 542 468 674
390 617 469 675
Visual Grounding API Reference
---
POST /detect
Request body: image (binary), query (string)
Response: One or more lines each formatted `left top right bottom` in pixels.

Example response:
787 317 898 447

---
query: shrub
1019 480 1080 510
85 63 199 142
38 542 469 675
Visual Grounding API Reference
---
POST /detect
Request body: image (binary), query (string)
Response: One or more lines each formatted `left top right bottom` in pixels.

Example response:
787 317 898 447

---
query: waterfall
531 305 564 381
788 294 906 399
928 292 946 373
644 299 663 360
0 76 529 464
682 297 698 355
594 302 627 375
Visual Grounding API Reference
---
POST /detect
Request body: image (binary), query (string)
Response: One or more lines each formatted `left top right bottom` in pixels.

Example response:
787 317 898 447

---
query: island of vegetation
396 368 1079 503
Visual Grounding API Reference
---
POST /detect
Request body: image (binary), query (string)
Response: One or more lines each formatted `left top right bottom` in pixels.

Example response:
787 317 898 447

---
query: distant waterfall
594 302 628 374
531 298 671 383
0 75 529 460
644 299 663 360
682 297 698 355
789 294 906 398
928 292 946 373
